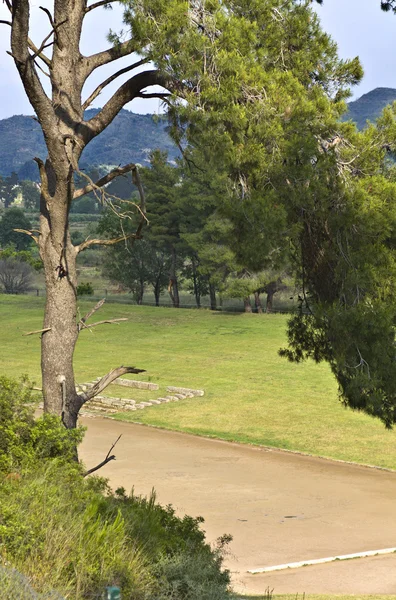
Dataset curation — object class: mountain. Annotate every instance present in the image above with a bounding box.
[0,109,179,180]
[343,87,396,130]
[2,87,396,181]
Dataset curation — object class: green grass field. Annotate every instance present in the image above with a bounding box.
[2,295,396,469]
[3,294,396,469]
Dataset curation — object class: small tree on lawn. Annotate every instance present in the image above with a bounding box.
[0,257,34,294]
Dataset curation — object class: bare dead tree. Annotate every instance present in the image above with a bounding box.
[1,0,171,429]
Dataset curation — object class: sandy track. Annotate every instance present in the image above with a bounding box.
[79,417,396,595]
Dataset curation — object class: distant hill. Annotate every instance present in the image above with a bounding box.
[2,88,396,181]
[0,109,179,180]
[343,87,396,130]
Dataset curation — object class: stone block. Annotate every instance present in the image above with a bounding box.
[166,386,204,397]
[114,378,159,391]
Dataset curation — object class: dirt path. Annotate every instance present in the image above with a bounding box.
[79,417,396,595]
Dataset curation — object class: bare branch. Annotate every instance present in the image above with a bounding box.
[138,92,172,101]
[79,318,128,331]
[79,298,106,328]
[83,70,169,142]
[82,59,149,110]
[83,434,122,477]
[84,39,140,76]
[76,234,140,253]
[39,6,55,28]
[27,38,52,67]
[13,228,40,245]
[24,327,52,337]
[0,20,12,26]
[73,163,137,199]
[85,0,118,13]
[10,1,55,131]
[80,366,146,403]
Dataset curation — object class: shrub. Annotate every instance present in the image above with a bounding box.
[76,282,94,296]
[0,377,234,600]
[0,376,83,474]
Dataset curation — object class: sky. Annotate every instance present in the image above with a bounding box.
[0,0,396,120]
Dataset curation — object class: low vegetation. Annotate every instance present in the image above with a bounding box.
[0,375,233,599]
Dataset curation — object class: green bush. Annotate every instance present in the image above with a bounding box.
[0,376,234,600]
[0,376,83,474]
[76,282,94,296]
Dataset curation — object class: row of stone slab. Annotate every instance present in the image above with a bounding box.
[84,391,199,413]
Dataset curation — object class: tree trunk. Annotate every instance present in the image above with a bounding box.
[39,165,81,429]
[137,277,144,305]
[254,291,263,313]
[191,256,201,308]
[153,280,161,306]
[266,290,275,313]
[244,296,253,313]
[209,283,217,311]
[168,248,180,308]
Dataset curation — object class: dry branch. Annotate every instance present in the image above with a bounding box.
[79,366,146,404]
[14,228,40,244]
[79,318,128,331]
[82,59,148,110]
[85,0,119,14]
[83,434,122,477]
[24,327,52,337]
[76,234,140,253]
[79,298,106,327]
[73,162,137,199]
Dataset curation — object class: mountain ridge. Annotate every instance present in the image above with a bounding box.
[0,109,179,181]
[1,87,396,181]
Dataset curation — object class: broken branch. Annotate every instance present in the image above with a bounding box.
[14,228,40,245]
[79,366,146,404]
[79,298,106,328]
[24,327,52,337]
[76,234,140,253]
[78,318,128,331]
[73,162,137,199]
[83,434,122,477]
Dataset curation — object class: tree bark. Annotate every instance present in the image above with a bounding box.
[39,163,81,429]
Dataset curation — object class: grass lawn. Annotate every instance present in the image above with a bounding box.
[2,295,396,469]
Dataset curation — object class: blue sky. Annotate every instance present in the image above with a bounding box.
[0,0,395,119]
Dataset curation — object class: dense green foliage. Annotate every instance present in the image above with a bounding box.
[0,376,82,474]
[0,376,232,599]
[0,207,32,251]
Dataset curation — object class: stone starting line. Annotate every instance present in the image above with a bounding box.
[248,546,396,574]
